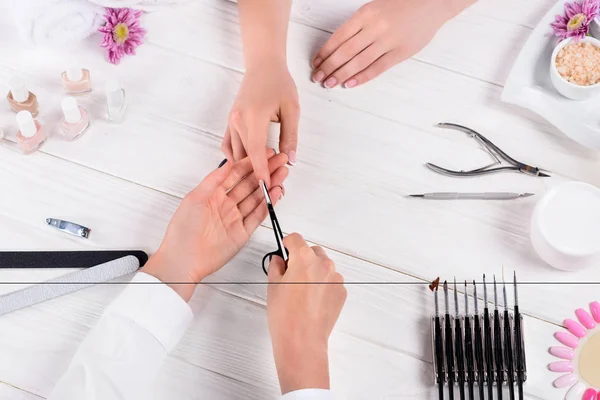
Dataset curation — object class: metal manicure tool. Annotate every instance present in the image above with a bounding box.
[426,123,551,178]
[408,192,534,200]
[46,218,91,239]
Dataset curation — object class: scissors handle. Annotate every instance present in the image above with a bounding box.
[262,248,289,276]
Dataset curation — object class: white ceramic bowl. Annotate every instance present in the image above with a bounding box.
[531,182,600,271]
[550,36,600,100]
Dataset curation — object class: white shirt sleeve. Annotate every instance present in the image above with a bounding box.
[48,272,333,400]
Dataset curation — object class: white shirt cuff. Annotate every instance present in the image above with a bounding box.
[105,272,193,352]
[282,389,333,399]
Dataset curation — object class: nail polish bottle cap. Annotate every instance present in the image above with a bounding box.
[105,80,124,106]
[16,111,37,138]
[66,67,83,82]
[9,77,29,103]
[61,97,82,124]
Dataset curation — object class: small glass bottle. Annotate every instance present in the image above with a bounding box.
[61,67,92,94]
[16,110,46,154]
[60,97,90,140]
[7,77,39,117]
[106,80,127,122]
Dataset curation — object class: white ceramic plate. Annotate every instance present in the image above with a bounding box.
[502,0,600,150]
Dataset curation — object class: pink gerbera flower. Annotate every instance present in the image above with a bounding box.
[99,8,147,65]
[551,0,599,41]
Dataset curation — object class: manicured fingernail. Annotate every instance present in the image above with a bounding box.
[553,373,577,388]
[324,76,337,88]
[548,361,573,373]
[549,346,575,360]
[218,159,228,168]
[576,308,597,329]
[566,383,586,400]
[584,389,598,400]
[287,150,296,166]
[555,332,579,348]
[313,58,322,68]
[276,184,285,200]
[344,79,357,88]
[313,70,325,82]
[564,319,586,338]
[591,301,600,322]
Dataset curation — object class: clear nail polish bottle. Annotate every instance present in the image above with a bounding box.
[106,80,127,122]
[60,97,90,140]
[7,77,39,117]
[61,67,92,94]
[16,110,46,154]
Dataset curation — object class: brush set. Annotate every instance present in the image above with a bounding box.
[430,273,527,400]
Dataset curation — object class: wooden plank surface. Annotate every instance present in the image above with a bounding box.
[0,0,596,398]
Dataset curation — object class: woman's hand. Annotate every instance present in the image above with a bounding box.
[143,150,289,301]
[267,233,347,394]
[311,0,474,88]
[223,65,299,186]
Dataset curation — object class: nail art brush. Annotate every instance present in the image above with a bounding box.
[494,276,504,400]
[434,286,445,400]
[514,272,524,400]
[483,275,494,400]
[454,279,466,400]
[503,277,516,400]
[444,281,455,400]
[473,281,485,400]
[464,281,475,400]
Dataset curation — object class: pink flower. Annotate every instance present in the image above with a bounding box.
[551,0,599,42]
[99,8,147,65]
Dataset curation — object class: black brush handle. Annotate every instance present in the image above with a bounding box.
[514,306,524,400]
[435,316,445,400]
[445,315,455,400]
[455,318,466,400]
[464,316,475,400]
[504,311,515,400]
[484,309,494,400]
[494,311,504,400]
[474,315,485,400]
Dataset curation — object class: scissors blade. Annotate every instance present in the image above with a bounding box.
[260,180,272,205]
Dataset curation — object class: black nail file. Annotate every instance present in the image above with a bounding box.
[0,251,149,269]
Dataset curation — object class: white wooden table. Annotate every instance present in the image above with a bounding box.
[0,0,599,398]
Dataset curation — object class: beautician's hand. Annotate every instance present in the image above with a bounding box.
[267,233,347,394]
[143,150,289,301]
[223,65,300,186]
[311,0,475,88]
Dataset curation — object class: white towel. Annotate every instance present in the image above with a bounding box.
[89,0,189,11]
[8,0,105,46]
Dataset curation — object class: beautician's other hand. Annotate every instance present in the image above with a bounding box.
[267,233,347,394]
[223,65,300,186]
[143,150,288,301]
[312,0,475,88]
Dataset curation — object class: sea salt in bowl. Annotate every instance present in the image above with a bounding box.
[550,36,600,100]
[531,182,600,271]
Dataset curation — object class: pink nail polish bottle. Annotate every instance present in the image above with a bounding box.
[61,67,92,94]
[7,77,39,117]
[60,97,90,140]
[16,110,46,154]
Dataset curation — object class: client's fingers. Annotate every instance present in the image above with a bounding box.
[243,185,283,234]
[228,153,288,204]
[238,166,289,218]
[221,148,276,191]
[230,129,247,161]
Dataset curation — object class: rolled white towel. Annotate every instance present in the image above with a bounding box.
[9,0,105,46]
[89,0,188,11]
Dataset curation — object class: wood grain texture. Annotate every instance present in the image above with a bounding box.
[0,0,596,398]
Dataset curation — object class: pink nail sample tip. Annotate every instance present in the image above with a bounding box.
[583,388,598,400]
[553,373,577,388]
[565,319,587,338]
[555,332,579,348]
[549,346,575,360]
[590,301,600,322]
[548,361,573,373]
[576,308,597,329]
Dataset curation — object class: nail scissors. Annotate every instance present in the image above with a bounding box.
[426,123,551,178]
[260,181,288,276]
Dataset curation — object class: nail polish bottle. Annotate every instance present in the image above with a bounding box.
[61,67,92,94]
[105,80,127,122]
[7,77,39,117]
[16,110,46,154]
[60,97,90,140]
